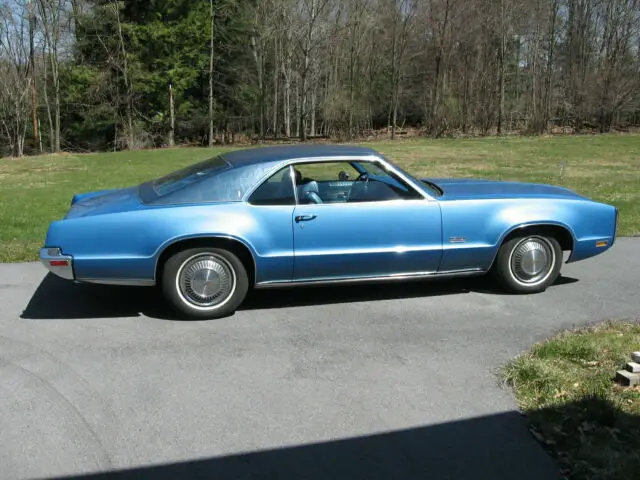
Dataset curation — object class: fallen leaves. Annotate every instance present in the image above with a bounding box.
[579,421,596,433]
[529,427,556,446]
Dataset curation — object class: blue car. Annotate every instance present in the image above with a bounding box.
[40,144,618,319]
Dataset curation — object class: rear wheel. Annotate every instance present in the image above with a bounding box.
[492,234,562,293]
[161,247,249,319]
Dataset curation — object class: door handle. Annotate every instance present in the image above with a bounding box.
[295,214,317,223]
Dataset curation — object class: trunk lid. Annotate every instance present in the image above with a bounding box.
[64,186,145,219]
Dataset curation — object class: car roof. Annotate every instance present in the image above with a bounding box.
[220,144,381,167]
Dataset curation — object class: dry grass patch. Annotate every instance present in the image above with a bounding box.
[503,321,640,480]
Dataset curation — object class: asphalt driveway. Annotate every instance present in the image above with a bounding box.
[1,238,639,480]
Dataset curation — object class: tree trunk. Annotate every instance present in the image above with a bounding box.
[250,29,264,140]
[299,63,308,142]
[543,0,559,131]
[310,88,316,136]
[282,56,291,137]
[295,73,300,138]
[272,36,279,136]
[209,0,215,146]
[348,13,356,139]
[390,2,398,140]
[529,0,541,131]
[42,42,55,152]
[168,83,175,146]
[280,7,292,138]
[114,1,134,148]
[54,73,60,151]
[462,48,470,133]
[430,0,450,135]
[28,0,40,151]
[38,0,62,152]
[299,0,323,142]
[17,129,25,157]
[497,0,506,135]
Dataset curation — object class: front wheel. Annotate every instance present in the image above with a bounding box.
[491,234,562,294]
[161,247,249,319]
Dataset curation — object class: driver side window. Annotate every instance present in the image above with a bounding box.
[292,160,422,204]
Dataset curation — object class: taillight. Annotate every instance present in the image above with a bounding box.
[50,260,69,267]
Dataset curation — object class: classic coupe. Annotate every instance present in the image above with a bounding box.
[40,144,618,319]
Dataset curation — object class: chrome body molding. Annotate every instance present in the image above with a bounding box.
[76,278,156,286]
[39,247,75,281]
[254,268,485,289]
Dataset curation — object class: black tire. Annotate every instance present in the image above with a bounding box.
[161,247,249,319]
[491,234,562,294]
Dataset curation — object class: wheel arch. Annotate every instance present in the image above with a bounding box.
[487,222,576,271]
[154,235,257,287]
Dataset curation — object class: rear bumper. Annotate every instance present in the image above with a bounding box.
[40,247,75,280]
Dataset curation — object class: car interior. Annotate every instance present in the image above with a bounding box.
[248,161,421,206]
[293,165,411,204]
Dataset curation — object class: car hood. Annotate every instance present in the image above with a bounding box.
[64,186,146,219]
[423,178,587,201]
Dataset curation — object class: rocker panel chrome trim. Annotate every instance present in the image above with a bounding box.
[77,278,156,286]
[254,268,484,289]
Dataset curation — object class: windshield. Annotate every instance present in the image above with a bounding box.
[369,156,443,197]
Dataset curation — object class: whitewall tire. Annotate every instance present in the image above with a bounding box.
[162,247,249,319]
[492,234,562,294]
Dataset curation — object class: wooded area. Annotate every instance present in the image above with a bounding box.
[1,0,639,156]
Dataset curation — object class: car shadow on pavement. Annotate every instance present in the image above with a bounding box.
[20,273,578,321]
[43,408,564,480]
[243,274,579,310]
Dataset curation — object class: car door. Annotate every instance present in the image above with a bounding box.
[291,159,443,281]
[245,165,297,284]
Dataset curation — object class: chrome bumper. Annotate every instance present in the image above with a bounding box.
[39,247,75,280]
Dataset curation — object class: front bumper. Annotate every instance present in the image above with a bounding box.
[39,247,75,280]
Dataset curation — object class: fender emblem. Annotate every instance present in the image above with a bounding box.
[449,236,466,243]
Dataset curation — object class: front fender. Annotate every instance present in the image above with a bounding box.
[438,198,615,271]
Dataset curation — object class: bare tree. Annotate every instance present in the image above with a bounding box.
[295,0,331,141]
[422,0,455,136]
[0,2,33,157]
[594,0,640,131]
[208,0,215,146]
[388,0,415,139]
[278,0,295,138]
[37,0,66,152]
[27,0,41,152]
[250,1,278,140]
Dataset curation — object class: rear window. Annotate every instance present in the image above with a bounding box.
[150,155,230,197]
[139,156,277,205]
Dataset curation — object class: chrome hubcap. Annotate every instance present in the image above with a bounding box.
[177,254,235,308]
[510,237,554,285]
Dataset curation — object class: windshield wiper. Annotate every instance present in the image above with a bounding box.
[422,180,443,196]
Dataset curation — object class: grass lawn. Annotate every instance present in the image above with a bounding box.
[0,134,638,262]
[502,321,640,480]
